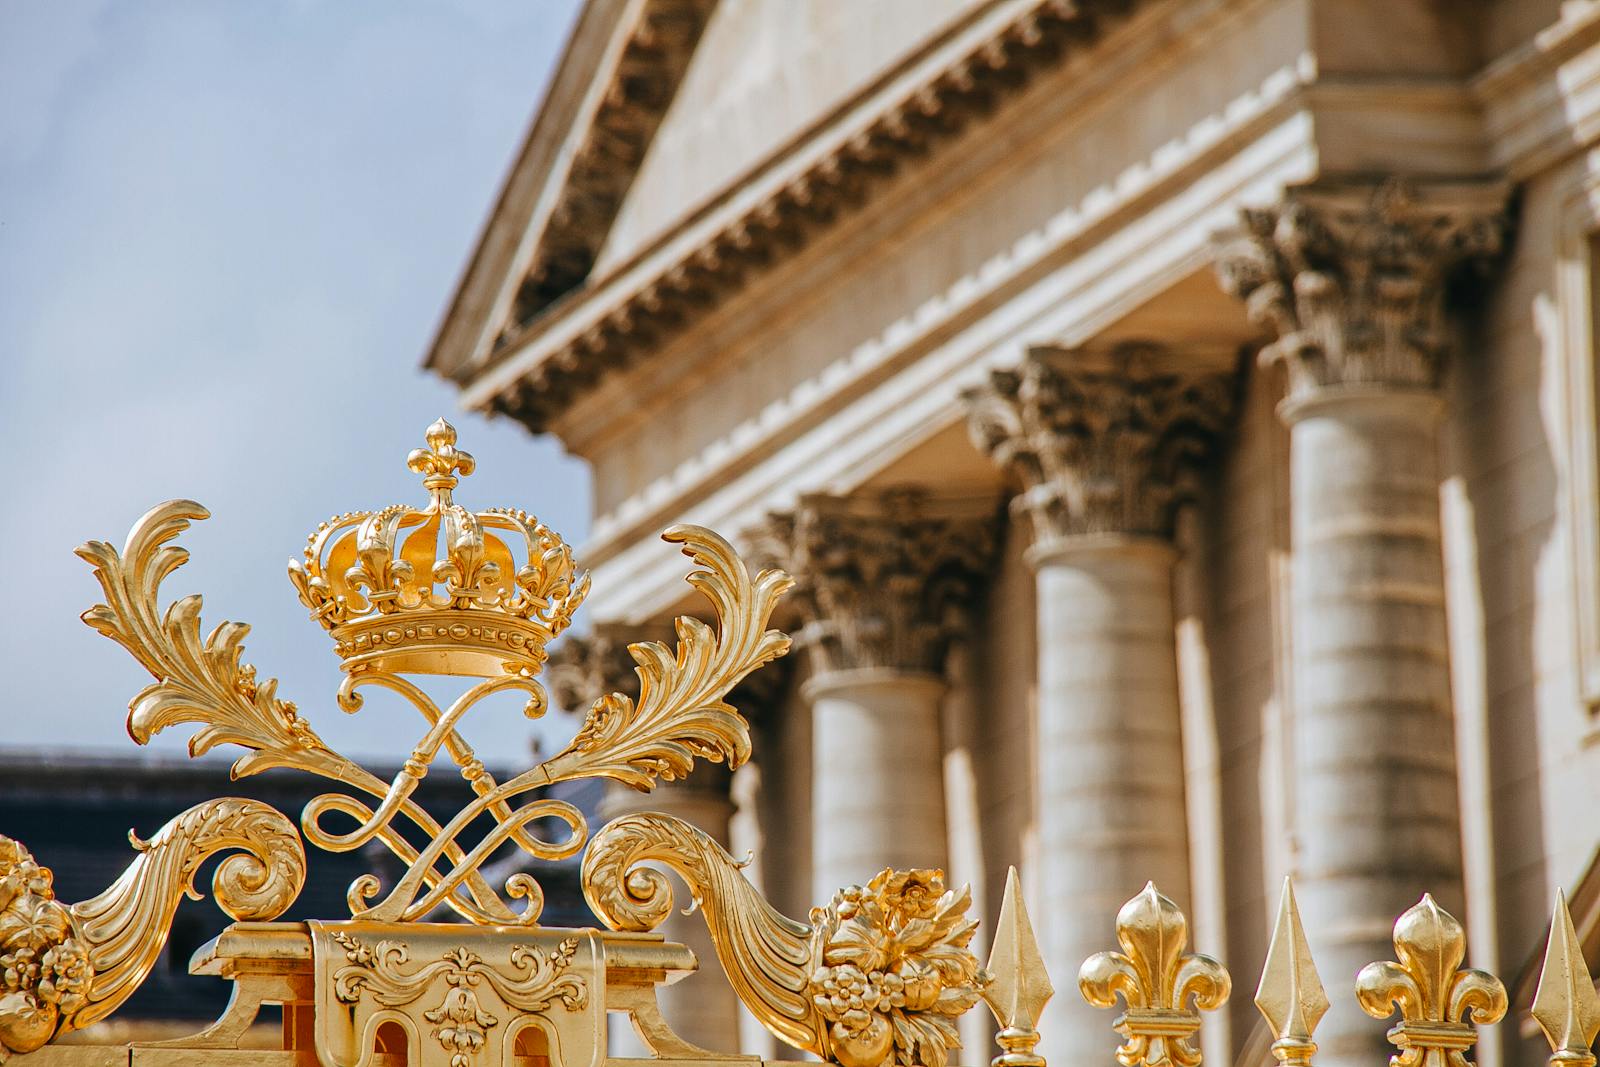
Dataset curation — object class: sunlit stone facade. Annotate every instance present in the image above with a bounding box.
[430,3,1600,1064]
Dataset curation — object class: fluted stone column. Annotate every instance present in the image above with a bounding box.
[763,493,990,903]
[964,343,1232,1065]
[546,628,744,1055]
[1216,179,1507,1067]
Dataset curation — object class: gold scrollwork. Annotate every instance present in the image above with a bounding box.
[77,494,791,928]
[581,812,988,1067]
[0,798,305,1058]
[328,932,586,1067]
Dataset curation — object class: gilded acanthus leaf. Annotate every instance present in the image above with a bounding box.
[583,813,988,1067]
[77,500,332,777]
[538,524,793,790]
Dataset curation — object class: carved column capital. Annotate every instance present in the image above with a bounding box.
[962,342,1233,547]
[756,492,993,676]
[1214,178,1509,402]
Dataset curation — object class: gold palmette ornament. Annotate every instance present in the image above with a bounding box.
[1254,879,1327,1067]
[1079,883,1232,1067]
[1530,891,1600,1067]
[1356,894,1507,1067]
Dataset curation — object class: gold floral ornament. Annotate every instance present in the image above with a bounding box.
[1528,892,1599,1067]
[75,418,792,929]
[1078,882,1232,1067]
[583,814,988,1067]
[318,928,590,1067]
[1356,894,1507,1067]
[0,836,89,1059]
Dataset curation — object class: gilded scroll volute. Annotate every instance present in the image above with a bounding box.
[0,799,306,1059]
[582,814,989,1067]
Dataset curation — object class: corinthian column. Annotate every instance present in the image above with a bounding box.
[546,628,743,1055]
[963,342,1232,1065]
[1215,179,1507,1067]
[762,493,990,903]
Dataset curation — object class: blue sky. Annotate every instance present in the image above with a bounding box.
[0,2,592,764]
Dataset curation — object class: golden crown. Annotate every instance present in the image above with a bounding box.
[288,418,588,676]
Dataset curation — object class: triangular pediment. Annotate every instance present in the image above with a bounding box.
[591,0,986,276]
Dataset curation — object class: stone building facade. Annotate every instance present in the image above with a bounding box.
[425,3,1600,1066]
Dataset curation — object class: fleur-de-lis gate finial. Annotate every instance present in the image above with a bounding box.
[1079,882,1232,1067]
[1355,894,1507,1067]
[1531,891,1600,1067]
[983,867,1054,1067]
[1254,878,1328,1067]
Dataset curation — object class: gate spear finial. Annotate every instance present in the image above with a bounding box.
[1255,878,1327,1067]
[1532,891,1600,1067]
[983,867,1053,1067]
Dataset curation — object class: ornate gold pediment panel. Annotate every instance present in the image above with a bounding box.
[308,923,602,1067]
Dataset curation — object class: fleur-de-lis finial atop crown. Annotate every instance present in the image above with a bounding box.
[407,417,476,500]
[1079,883,1231,1067]
[1531,891,1600,1067]
[1255,879,1327,1067]
[1356,894,1507,1067]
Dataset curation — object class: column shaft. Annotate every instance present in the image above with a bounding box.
[805,669,949,901]
[1285,389,1463,1067]
[1031,536,1192,1062]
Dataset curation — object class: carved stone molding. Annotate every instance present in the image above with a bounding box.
[757,493,993,676]
[507,0,718,330]
[1214,178,1509,402]
[470,0,1142,431]
[963,343,1233,546]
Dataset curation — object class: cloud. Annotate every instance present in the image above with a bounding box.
[0,1,589,766]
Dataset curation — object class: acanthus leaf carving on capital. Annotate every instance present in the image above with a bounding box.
[962,343,1233,547]
[756,492,993,677]
[1214,178,1509,400]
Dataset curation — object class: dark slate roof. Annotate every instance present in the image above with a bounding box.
[0,749,600,1023]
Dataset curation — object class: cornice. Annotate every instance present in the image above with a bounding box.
[572,97,1315,623]
[454,0,1143,430]
[1471,1,1600,179]
[425,0,716,381]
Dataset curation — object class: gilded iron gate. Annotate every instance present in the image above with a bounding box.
[0,421,1589,1067]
